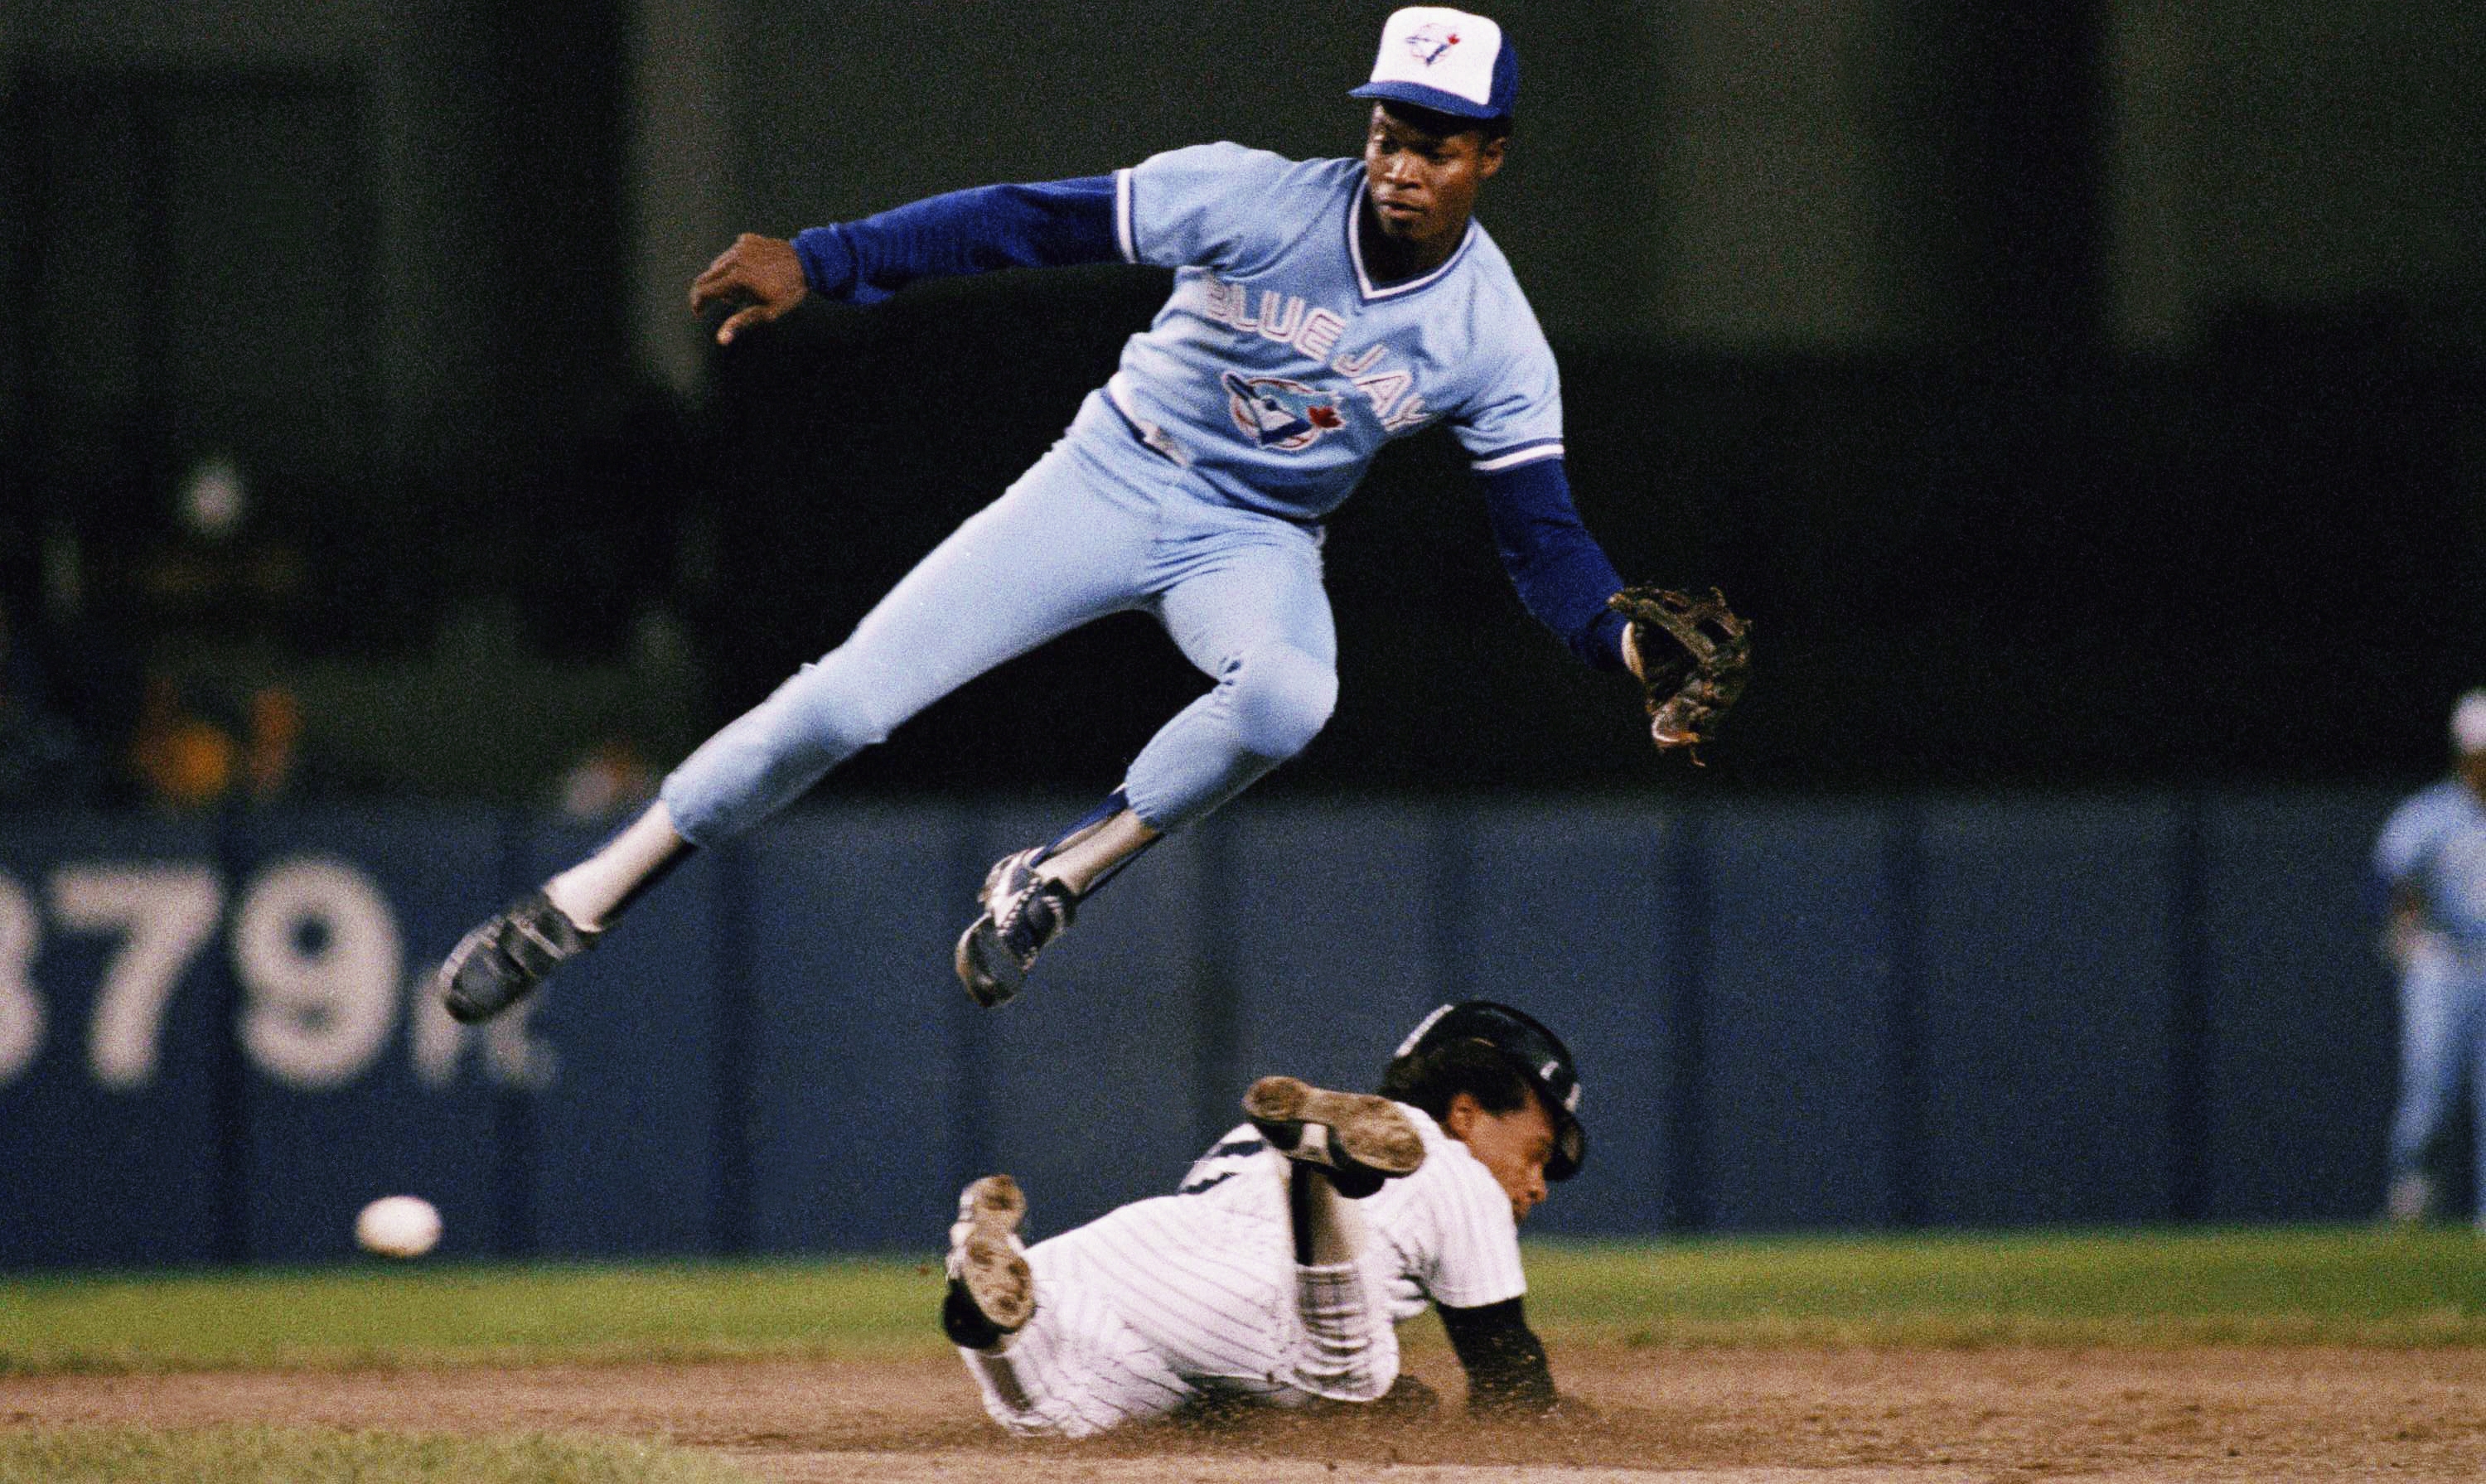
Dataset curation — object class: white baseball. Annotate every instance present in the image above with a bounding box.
[355,1195,443,1259]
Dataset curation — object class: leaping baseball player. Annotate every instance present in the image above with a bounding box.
[434,7,1749,1025]
[943,1001,1588,1435]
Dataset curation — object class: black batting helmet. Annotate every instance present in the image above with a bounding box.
[1386,1000,1585,1181]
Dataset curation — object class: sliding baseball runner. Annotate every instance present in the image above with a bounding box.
[943,1001,1587,1435]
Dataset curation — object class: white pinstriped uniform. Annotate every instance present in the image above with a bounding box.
[959,1104,1526,1437]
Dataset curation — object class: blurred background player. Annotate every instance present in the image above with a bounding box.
[434,7,1666,1024]
[941,1000,1585,1436]
[2372,689,2486,1225]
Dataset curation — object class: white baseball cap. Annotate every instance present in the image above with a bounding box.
[1350,7,1519,123]
[2452,689,2486,754]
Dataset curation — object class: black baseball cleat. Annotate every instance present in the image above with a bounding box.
[942,1174,1034,1348]
[953,848,1076,1008]
[1244,1076,1427,1199]
[437,891,597,1024]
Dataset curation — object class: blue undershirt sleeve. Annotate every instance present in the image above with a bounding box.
[1476,456,1632,672]
[791,175,1120,305]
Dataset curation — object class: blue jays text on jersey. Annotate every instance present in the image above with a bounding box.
[1200,278,1430,439]
[1098,144,1565,522]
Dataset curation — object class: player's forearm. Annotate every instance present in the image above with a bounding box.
[792,176,1120,304]
[1436,1297,1559,1415]
[1474,457,1632,671]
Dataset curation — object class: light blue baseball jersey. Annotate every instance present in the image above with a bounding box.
[1100,143,1563,520]
[2375,781,2486,943]
[787,139,1628,669]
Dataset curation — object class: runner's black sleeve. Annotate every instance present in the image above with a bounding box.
[1436,1296,1557,1414]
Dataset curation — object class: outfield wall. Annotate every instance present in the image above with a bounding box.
[0,790,2401,1269]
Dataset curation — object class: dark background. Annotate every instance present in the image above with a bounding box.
[2,0,2482,810]
[2,2,2483,1259]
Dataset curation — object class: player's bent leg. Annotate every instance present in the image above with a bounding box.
[664,444,1158,844]
[1245,1076,1426,1199]
[1126,518,1338,834]
[437,442,1154,1025]
[955,509,1334,1006]
[954,640,1333,1002]
[1247,1076,1415,1404]
[944,1174,1034,1346]
[946,1191,1192,1438]
[1246,1077,1418,1403]
[1120,640,1338,834]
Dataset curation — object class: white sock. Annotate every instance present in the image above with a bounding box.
[544,800,689,931]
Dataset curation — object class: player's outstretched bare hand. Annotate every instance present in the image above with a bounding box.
[689,233,808,346]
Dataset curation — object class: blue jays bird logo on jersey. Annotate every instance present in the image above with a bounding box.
[1405,22,1461,65]
[1221,370,1345,452]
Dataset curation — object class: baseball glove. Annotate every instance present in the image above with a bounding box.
[1609,585,1752,762]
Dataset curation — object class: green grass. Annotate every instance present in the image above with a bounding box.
[1524,1225,2486,1346]
[5,1226,2484,1376]
[0,1426,759,1484]
[0,1255,946,1374]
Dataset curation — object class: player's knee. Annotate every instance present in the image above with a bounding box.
[1228,644,1336,761]
[773,655,903,757]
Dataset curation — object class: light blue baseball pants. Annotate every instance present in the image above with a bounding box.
[2387,935,2486,1219]
[659,399,1338,844]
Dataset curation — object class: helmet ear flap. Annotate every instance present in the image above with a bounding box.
[1548,1119,1584,1184]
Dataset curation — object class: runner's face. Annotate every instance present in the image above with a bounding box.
[1447,1090,1555,1222]
[1361,105,1504,249]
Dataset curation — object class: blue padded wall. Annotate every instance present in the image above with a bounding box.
[2199,789,2399,1221]
[524,820,724,1258]
[1913,797,2182,1226]
[1223,804,1444,1097]
[236,806,507,1263]
[742,806,970,1253]
[1703,802,1902,1231]
[0,787,2433,1267]
[0,815,228,1268]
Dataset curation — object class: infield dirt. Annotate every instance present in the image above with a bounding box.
[4,1343,2480,1482]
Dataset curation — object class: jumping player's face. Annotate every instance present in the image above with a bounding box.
[1445,1089,1555,1222]
[1361,104,1506,249]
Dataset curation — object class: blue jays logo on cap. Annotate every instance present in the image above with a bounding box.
[1405,20,1461,65]
[1350,7,1518,123]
